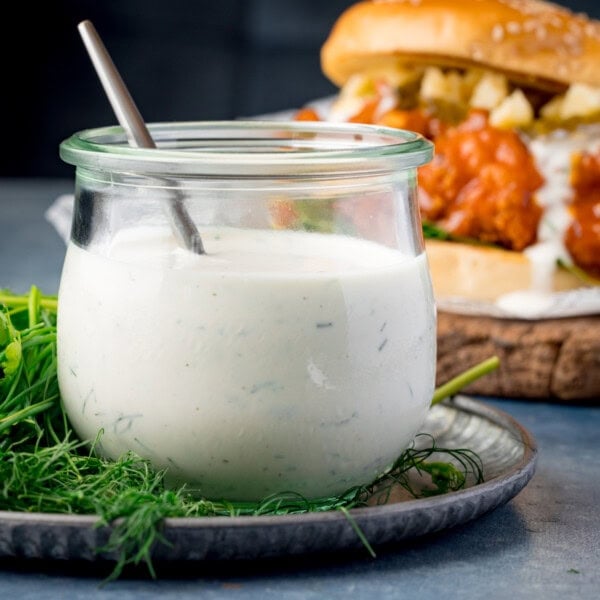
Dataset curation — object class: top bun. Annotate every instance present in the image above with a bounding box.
[321,0,600,91]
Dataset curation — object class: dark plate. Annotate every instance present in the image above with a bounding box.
[0,395,537,562]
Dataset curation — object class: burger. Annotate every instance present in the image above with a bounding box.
[295,0,600,400]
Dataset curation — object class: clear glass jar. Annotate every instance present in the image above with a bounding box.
[58,120,435,501]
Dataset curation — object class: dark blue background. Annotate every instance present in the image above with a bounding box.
[2,0,598,177]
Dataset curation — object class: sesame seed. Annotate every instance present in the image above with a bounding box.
[471,47,484,61]
[506,21,521,35]
[491,24,505,42]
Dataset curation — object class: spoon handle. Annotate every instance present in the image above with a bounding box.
[78,20,155,149]
[77,20,205,254]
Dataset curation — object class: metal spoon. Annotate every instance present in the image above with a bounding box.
[77,19,205,254]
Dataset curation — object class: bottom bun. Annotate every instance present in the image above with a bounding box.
[436,312,600,401]
[425,239,583,302]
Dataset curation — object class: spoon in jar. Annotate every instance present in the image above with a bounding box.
[77,19,205,254]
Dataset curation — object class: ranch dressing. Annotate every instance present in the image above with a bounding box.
[526,125,600,283]
[57,226,436,501]
[495,125,600,316]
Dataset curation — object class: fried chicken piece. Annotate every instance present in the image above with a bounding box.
[565,151,600,277]
[418,110,543,251]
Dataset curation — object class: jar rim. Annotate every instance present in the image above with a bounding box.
[59,120,433,177]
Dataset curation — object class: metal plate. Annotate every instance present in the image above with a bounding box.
[0,395,537,562]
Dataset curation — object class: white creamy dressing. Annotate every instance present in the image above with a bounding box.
[57,226,436,501]
[495,125,600,315]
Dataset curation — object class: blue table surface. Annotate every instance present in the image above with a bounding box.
[0,178,598,599]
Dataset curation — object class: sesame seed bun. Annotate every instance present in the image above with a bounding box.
[321,0,600,92]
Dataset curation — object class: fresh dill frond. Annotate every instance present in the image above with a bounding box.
[0,286,493,582]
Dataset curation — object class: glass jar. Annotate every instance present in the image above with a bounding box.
[58,120,435,501]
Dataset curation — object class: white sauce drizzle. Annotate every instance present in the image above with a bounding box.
[495,124,600,315]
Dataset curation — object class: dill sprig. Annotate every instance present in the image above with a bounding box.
[0,286,495,581]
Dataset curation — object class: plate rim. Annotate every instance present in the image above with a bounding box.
[0,395,538,561]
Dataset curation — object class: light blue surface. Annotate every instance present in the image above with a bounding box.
[0,178,71,296]
[0,178,598,599]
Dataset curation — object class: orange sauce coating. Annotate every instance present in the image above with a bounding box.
[565,151,600,277]
[417,110,543,251]
[293,101,600,275]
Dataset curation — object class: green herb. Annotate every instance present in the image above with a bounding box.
[422,221,454,240]
[272,199,494,250]
[0,286,496,582]
[431,356,500,406]
[557,258,600,286]
[274,197,356,234]
[422,221,496,246]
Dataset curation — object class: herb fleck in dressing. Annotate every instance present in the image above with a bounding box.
[57,226,436,501]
